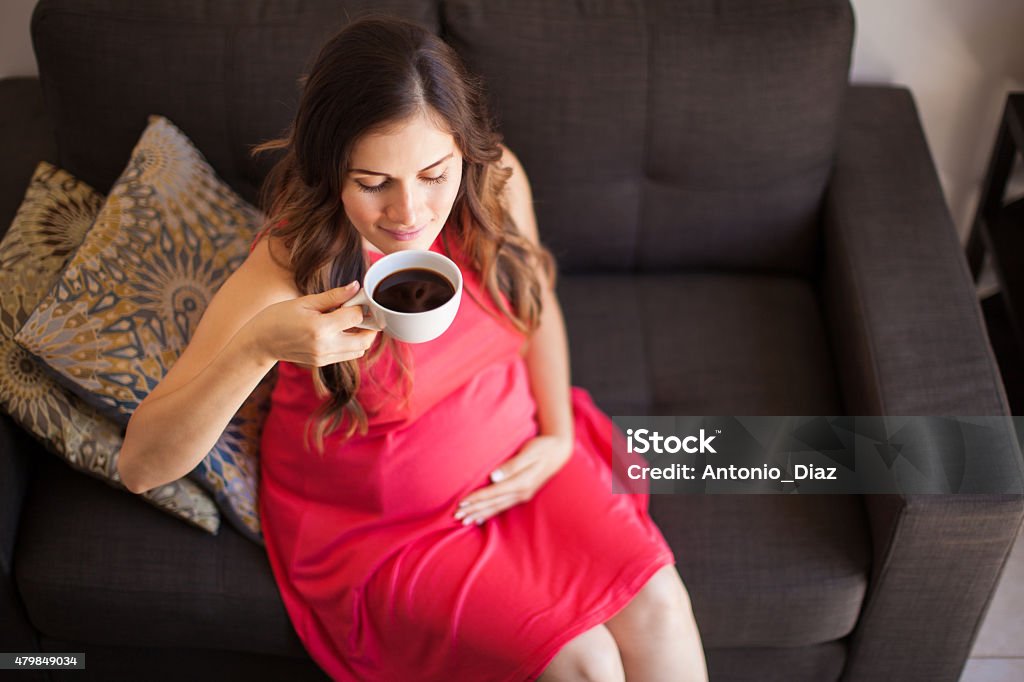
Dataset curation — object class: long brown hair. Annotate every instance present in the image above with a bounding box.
[251,15,555,455]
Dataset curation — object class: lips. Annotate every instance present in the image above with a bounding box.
[381,224,426,241]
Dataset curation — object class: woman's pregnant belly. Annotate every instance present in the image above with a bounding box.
[291,356,539,518]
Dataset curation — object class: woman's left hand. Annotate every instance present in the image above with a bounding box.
[454,434,574,526]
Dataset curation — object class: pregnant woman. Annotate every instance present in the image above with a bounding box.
[119,15,708,682]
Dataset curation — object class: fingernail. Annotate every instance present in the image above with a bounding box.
[454,510,466,520]
[347,281,359,288]
[458,500,469,508]
[490,470,506,483]
[462,517,474,526]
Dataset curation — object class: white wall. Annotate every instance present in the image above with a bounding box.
[850,0,1024,245]
[0,0,37,79]
[2,1,1023,278]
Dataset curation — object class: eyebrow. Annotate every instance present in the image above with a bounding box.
[348,153,454,177]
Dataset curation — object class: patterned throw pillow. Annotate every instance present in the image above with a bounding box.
[0,161,220,534]
[15,117,272,544]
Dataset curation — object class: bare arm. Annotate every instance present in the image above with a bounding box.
[118,237,376,493]
[524,276,574,441]
[450,147,574,524]
[499,145,574,443]
[119,327,276,494]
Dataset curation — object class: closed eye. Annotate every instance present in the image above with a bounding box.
[357,169,449,194]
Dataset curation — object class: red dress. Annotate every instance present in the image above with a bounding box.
[256,230,675,681]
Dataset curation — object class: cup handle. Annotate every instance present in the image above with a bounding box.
[343,288,383,331]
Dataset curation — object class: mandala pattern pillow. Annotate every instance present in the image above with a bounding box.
[0,161,220,534]
[14,117,271,544]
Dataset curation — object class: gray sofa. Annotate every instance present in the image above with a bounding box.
[2,1,1022,680]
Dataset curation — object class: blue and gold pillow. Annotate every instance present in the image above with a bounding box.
[15,118,271,544]
[0,161,220,534]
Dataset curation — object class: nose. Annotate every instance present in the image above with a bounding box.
[385,185,421,228]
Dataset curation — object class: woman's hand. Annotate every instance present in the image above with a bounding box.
[242,281,379,366]
[454,434,574,526]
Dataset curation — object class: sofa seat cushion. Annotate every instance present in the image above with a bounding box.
[15,448,869,658]
[559,272,865,649]
[652,493,869,649]
[558,272,843,416]
[15,447,305,657]
[40,637,330,681]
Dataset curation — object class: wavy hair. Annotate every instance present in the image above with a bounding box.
[251,16,555,455]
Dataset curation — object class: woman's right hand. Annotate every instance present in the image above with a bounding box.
[242,281,379,367]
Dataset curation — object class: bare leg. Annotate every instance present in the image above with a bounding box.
[537,623,626,682]
[603,565,709,681]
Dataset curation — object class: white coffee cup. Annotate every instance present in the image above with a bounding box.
[343,250,463,344]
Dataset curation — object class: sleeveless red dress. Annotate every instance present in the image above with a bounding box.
[255,230,675,681]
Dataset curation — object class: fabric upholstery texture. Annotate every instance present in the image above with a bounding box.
[30,0,441,205]
[17,449,301,656]
[14,119,269,543]
[16,432,869,663]
[559,272,843,416]
[0,161,220,534]
[822,86,1011,416]
[442,0,853,277]
[821,85,1023,682]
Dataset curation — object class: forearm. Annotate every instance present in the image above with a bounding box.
[119,328,276,493]
[525,286,574,442]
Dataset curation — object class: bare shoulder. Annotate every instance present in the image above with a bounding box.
[496,143,539,243]
[497,143,529,197]
[497,142,524,174]
[243,233,301,298]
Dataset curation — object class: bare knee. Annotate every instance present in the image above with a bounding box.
[538,623,624,682]
[647,566,694,618]
[609,566,696,634]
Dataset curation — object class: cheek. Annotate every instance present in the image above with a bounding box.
[436,177,462,210]
[341,191,381,224]
[431,188,455,212]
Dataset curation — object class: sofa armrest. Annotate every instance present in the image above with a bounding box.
[0,76,58,240]
[0,77,56,563]
[0,412,44,657]
[823,85,1024,682]
[0,75,56,660]
[823,86,1010,417]
[0,70,55,587]
[0,414,37,580]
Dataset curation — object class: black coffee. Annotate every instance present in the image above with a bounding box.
[373,268,455,313]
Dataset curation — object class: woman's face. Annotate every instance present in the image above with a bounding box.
[342,110,464,254]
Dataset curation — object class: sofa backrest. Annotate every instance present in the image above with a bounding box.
[32,0,853,276]
[31,0,439,207]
